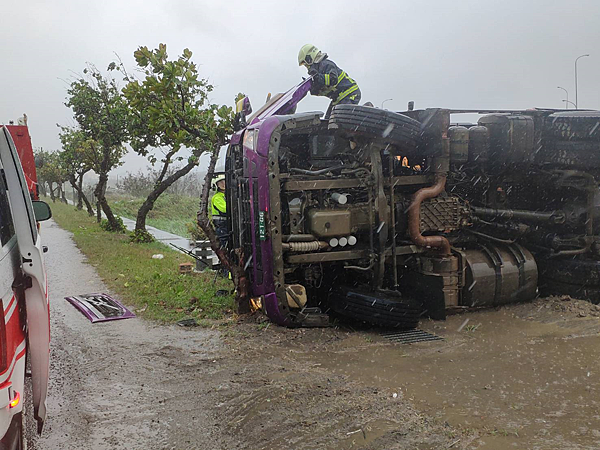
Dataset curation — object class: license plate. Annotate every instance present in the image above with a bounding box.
[258,211,266,241]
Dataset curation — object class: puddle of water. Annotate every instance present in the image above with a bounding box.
[296,310,600,448]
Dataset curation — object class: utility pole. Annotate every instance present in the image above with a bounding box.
[575,54,590,109]
[557,86,569,109]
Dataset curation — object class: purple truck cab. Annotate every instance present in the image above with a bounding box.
[225,79,558,329]
[227,79,316,326]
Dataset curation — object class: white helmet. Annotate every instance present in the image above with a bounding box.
[211,174,226,191]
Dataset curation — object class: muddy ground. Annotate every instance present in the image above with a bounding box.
[37,219,600,449]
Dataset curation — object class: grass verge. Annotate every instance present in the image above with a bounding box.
[48,200,234,324]
[107,193,198,237]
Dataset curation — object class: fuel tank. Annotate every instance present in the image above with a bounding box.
[461,243,537,307]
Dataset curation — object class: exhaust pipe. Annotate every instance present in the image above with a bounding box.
[407,175,451,255]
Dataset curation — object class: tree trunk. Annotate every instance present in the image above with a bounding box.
[49,182,56,202]
[135,160,197,234]
[94,172,121,230]
[196,151,250,314]
[69,174,95,216]
[78,174,95,216]
[76,176,83,209]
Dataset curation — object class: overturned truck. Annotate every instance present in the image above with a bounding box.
[225,79,600,328]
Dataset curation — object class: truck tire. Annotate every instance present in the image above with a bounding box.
[536,140,600,169]
[328,105,421,153]
[543,111,600,141]
[329,289,421,329]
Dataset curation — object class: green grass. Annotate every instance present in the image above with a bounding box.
[107,193,199,237]
[48,200,234,324]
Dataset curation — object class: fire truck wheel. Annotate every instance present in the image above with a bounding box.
[328,104,421,153]
[329,289,421,329]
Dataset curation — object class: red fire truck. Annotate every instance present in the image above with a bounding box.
[0,120,51,449]
[5,119,38,200]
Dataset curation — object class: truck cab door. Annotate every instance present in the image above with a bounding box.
[0,128,49,432]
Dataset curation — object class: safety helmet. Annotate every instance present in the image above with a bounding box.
[212,174,226,191]
[298,44,323,67]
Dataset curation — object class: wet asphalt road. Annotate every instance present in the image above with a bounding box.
[35,220,228,449]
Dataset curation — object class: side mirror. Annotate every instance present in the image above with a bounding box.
[32,200,52,222]
[236,96,252,116]
[234,97,253,132]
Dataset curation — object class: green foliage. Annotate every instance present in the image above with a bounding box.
[57,126,94,177]
[130,229,155,243]
[65,66,129,166]
[108,44,235,238]
[100,216,126,233]
[49,200,234,323]
[35,149,67,192]
[116,44,234,159]
[65,65,129,228]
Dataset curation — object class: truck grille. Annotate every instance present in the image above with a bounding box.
[239,179,254,283]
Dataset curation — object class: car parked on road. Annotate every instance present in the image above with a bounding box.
[226,78,600,328]
[0,126,52,449]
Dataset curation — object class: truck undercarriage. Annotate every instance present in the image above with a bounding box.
[227,81,600,328]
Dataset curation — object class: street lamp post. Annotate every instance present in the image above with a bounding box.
[563,100,577,108]
[381,98,393,109]
[557,86,569,109]
[575,54,590,109]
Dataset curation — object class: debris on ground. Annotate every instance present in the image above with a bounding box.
[176,318,198,327]
[178,262,193,274]
[512,295,600,320]
[65,293,136,323]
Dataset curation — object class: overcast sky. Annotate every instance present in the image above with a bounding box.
[2,0,599,176]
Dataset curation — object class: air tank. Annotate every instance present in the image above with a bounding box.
[448,126,469,164]
[477,114,534,165]
[468,126,489,164]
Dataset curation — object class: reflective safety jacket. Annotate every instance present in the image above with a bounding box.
[211,191,227,217]
[309,57,360,104]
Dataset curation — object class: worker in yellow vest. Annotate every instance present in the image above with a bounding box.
[211,174,228,249]
[298,44,361,118]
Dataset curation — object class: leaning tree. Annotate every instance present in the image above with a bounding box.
[65,66,128,230]
[58,126,95,216]
[36,150,67,203]
[115,44,248,312]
